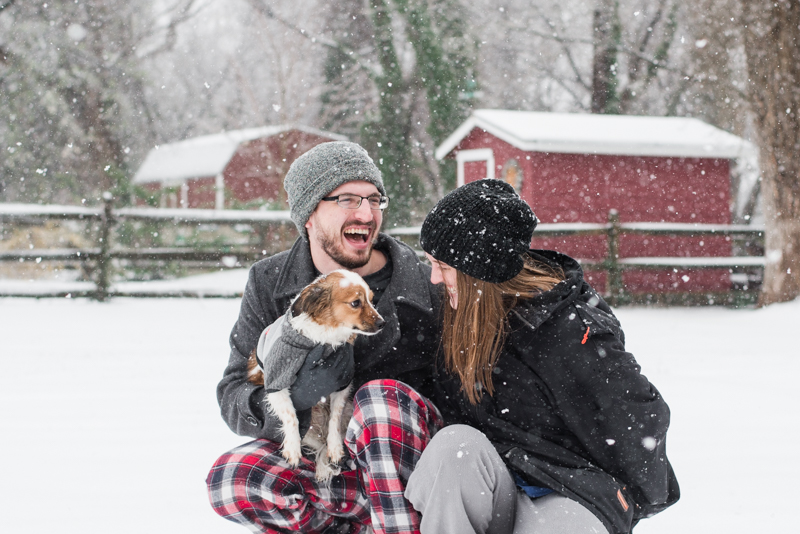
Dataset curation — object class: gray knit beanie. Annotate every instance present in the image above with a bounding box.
[420,179,538,283]
[284,141,386,239]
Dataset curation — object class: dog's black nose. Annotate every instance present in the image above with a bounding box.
[375,317,386,330]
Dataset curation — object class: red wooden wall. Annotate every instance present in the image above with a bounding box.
[187,177,216,209]
[224,131,337,207]
[456,127,734,293]
[141,130,340,210]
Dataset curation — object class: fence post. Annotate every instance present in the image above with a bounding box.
[256,222,274,258]
[255,220,296,258]
[606,209,622,305]
[96,192,114,301]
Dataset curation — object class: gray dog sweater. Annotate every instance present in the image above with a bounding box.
[255,310,335,392]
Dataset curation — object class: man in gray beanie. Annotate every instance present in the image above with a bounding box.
[208,141,444,534]
[284,141,386,239]
[284,141,389,275]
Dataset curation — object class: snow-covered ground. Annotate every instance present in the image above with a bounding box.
[1,270,797,533]
[0,268,250,297]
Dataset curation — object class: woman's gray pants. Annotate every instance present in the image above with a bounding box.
[404,425,608,534]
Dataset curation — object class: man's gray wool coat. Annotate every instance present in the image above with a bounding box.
[217,234,442,442]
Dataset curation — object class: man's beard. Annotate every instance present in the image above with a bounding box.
[315,224,376,269]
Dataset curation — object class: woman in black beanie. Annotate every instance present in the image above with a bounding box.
[404,179,679,534]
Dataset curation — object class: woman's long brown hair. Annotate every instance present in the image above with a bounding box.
[441,256,564,404]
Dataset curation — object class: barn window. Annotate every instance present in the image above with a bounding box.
[502,159,523,193]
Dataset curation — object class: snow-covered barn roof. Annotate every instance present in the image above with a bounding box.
[435,109,755,161]
[133,125,347,185]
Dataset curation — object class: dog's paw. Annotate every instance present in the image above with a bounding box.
[315,458,341,483]
[281,439,303,468]
[327,442,345,464]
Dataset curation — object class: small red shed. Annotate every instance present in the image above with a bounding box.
[435,109,758,295]
[133,125,347,209]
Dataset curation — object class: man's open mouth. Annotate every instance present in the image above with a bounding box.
[343,227,371,244]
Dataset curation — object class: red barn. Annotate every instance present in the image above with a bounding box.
[133,125,346,209]
[435,109,759,295]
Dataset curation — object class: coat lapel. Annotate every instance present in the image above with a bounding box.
[272,237,318,304]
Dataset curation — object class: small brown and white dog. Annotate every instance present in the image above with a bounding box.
[247,269,384,482]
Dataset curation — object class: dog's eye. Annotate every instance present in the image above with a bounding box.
[350,299,361,308]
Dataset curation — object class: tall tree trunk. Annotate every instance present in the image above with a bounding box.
[742,1,800,305]
[363,0,417,225]
[399,0,473,194]
[591,0,620,114]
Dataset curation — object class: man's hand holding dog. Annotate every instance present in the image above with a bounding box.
[289,344,355,411]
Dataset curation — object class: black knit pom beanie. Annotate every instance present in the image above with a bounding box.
[420,179,538,283]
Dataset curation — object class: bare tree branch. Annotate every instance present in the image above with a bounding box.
[626,0,668,78]
[530,6,591,91]
[529,61,591,111]
[637,0,667,56]
[620,1,670,113]
[506,12,682,75]
[244,0,382,80]
[0,0,16,14]
[137,0,202,60]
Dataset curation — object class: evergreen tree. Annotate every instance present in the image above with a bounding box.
[316,0,475,224]
[403,0,475,192]
[367,0,475,221]
[360,0,417,223]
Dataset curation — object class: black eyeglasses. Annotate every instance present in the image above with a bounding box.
[321,194,390,210]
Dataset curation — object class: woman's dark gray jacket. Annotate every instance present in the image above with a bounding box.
[217,234,441,441]
[431,249,680,534]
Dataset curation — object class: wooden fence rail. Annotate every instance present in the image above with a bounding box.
[391,209,765,306]
[1,199,765,304]
[0,196,296,300]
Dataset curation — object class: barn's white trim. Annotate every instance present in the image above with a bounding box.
[455,148,494,186]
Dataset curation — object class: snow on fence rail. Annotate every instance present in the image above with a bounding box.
[0,197,296,299]
[389,209,765,306]
[0,201,765,303]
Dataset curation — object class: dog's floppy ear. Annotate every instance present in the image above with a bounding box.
[291,285,330,318]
